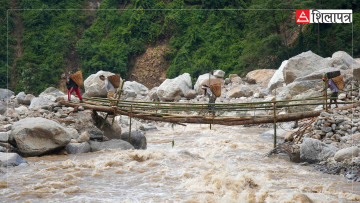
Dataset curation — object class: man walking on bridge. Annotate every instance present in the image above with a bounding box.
[202,84,217,116]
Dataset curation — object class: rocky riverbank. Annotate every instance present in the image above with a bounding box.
[1,50,360,184]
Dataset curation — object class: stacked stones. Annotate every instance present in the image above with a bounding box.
[310,110,359,144]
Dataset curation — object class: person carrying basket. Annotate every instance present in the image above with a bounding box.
[62,72,83,103]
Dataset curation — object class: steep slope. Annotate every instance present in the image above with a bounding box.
[128,42,169,89]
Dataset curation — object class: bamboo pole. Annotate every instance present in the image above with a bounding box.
[273,100,277,148]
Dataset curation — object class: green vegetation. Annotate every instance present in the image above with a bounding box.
[0,0,359,95]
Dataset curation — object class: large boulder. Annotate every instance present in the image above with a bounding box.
[245,69,276,87]
[16,92,26,105]
[300,138,337,163]
[39,87,66,98]
[293,67,342,83]
[148,87,159,101]
[121,131,147,149]
[84,70,116,97]
[10,117,72,156]
[65,142,90,154]
[277,80,322,100]
[0,89,14,102]
[89,139,134,152]
[334,146,360,162]
[157,73,192,101]
[92,111,122,140]
[0,152,27,167]
[122,81,148,99]
[72,111,96,133]
[194,73,220,93]
[331,51,358,68]
[228,85,254,98]
[29,96,54,110]
[268,60,287,90]
[283,51,331,85]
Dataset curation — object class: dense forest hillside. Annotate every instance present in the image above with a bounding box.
[0,0,359,94]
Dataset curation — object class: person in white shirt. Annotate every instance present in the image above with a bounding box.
[99,75,116,105]
[201,84,217,116]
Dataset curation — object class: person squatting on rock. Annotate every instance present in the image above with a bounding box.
[99,75,116,106]
[322,76,339,108]
[62,73,83,102]
[201,84,217,116]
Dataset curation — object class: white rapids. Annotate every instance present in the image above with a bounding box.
[0,124,359,202]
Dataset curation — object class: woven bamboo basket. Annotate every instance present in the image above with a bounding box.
[70,71,83,87]
[210,83,221,97]
[332,75,344,90]
[108,74,121,88]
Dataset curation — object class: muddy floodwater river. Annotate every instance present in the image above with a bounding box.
[1,124,359,202]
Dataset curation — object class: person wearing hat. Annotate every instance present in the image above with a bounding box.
[201,84,217,116]
[99,75,116,106]
[62,73,83,102]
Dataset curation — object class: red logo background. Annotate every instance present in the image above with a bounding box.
[296,10,310,23]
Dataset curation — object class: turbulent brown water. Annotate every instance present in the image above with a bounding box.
[1,124,359,202]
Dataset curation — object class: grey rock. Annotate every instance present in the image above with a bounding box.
[0,89,14,102]
[213,70,225,78]
[325,132,334,138]
[334,146,360,162]
[0,103,6,115]
[331,124,337,131]
[139,124,157,131]
[184,90,197,100]
[77,131,90,143]
[300,138,337,163]
[89,139,134,152]
[0,152,27,167]
[10,117,71,156]
[321,126,332,133]
[65,142,90,154]
[29,97,54,110]
[88,128,104,140]
[3,124,11,131]
[84,70,116,97]
[283,51,331,84]
[16,92,26,105]
[24,94,35,105]
[259,88,270,98]
[224,78,231,85]
[158,73,192,101]
[120,131,147,149]
[335,119,345,124]
[0,132,9,142]
[122,81,149,99]
[39,87,66,98]
[67,128,79,139]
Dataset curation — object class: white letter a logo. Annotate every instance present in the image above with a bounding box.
[297,11,309,23]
